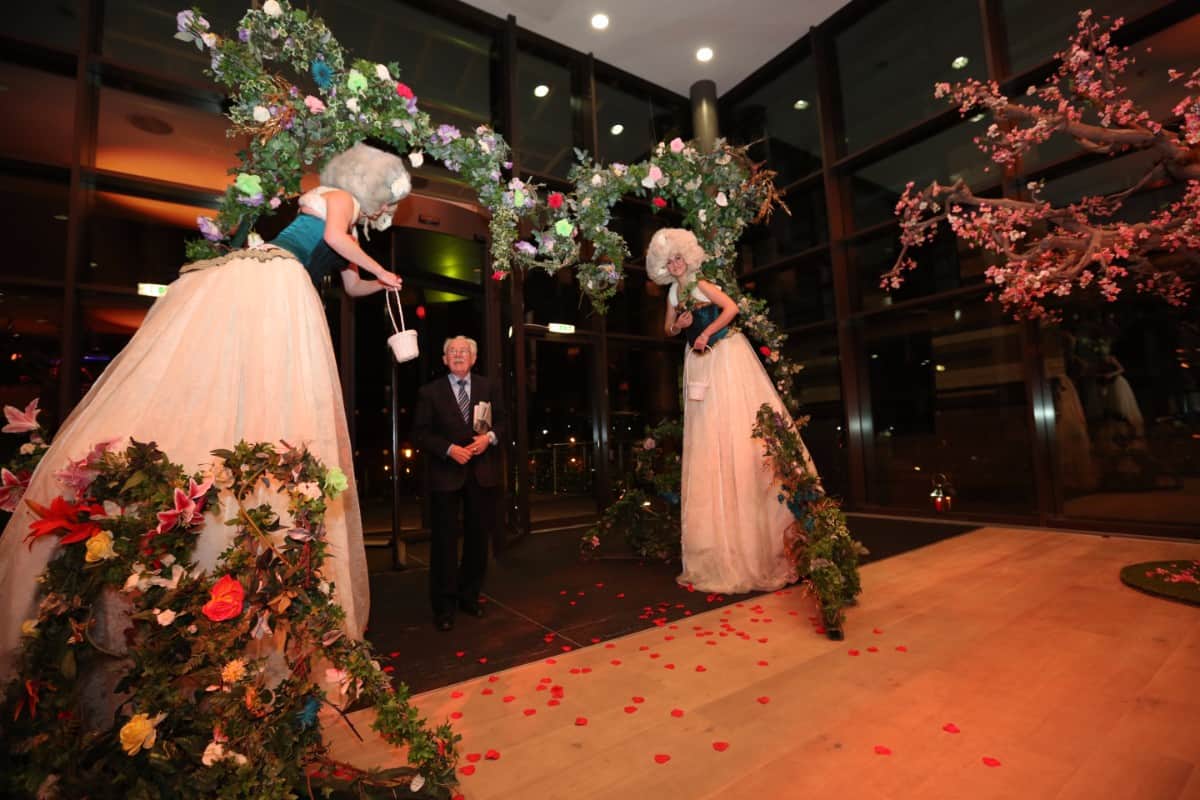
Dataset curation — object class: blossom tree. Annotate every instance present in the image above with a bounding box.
[884,10,1200,319]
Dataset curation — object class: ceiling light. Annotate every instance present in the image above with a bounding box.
[951,55,969,70]
[969,112,985,122]
[695,46,713,63]
[610,123,624,135]
[591,13,609,30]
[533,84,550,98]
[793,99,809,110]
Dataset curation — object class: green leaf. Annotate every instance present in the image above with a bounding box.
[60,648,76,680]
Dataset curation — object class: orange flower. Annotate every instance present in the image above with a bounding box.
[201,575,245,622]
[23,496,105,548]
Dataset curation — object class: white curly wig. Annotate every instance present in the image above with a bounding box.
[320,142,412,227]
[645,227,707,285]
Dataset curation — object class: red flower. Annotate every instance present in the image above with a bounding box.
[547,192,565,210]
[759,345,771,357]
[23,496,105,548]
[491,270,507,281]
[201,575,245,622]
[395,82,414,100]
[652,197,667,209]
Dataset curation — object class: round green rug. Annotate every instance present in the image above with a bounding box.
[1119,560,1200,606]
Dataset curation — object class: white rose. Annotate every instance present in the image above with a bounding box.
[246,232,264,248]
[296,482,322,501]
[318,580,332,596]
[202,741,226,767]
[262,0,283,17]
[715,192,728,207]
[346,98,359,113]
[591,174,603,187]
[410,775,426,792]
[155,609,177,626]
[375,63,391,82]
[252,105,270,123]
[408,151,424,168]
[698,209,707,222]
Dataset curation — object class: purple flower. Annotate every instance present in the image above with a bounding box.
[405,97,419,115]
[197,216,222,242]
[515,241,536,255]
[177,10,207,32]
[238,193,264,208]
[503,161,512,170]
[490,170,501,181]
[237,27,250,42]
[435,124,461,145]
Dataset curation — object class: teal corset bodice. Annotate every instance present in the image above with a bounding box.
[270,214,349,287]
[682,305,730,348]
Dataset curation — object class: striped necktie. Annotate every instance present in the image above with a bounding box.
[456,379,470,422]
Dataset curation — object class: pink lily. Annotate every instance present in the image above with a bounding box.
[2,399,40,434]
[0,468,31,512]
[155,478,213,535]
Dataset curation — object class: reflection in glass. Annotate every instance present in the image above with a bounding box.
[87,192,219,288]
[0,2,80,50]
[0,289,63,445]
[741,260,835,329]
[1001,0,1166,77]
[103,0,251,87]
[607,341,680,478]
[97,86,241,190]
[78,291,151,396]
[1049,299,1199,526]
[596,79,688,166]
[605,268,669,338]
[851,122,992,230]
[724,56,822,186]
[0,176,69,281]
[527,338,595,522]
[737,181,827,270]
[0,64,75,167]
[836,0,986,152]
[783,328,848,498]
[864,297,1036,514]
[515,50,576,179]
[852,225,987,312]
[524,268,584,327]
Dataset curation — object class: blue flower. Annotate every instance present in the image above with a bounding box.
[296,696,321,729]
[311,60,333,89]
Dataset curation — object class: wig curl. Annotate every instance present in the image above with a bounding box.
[645,228,707,285]
[320,142,411,225]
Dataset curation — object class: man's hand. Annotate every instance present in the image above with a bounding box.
[467,434,491,457]
[448,444,473,465]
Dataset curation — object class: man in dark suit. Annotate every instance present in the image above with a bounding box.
[412,336,506,631]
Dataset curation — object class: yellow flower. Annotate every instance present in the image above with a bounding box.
[84,530,117,563]
[20,619,38,637]
[221,658,247,684]
[119,712,165,756]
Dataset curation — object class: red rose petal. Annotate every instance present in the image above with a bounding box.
[895,645,908,652]
[624,706,638,714]
[466,753,481,763]
[867,646,879,653]
[575,716,588,726]
[756,696,770,704]
[382,665,395,673]
[943,723,961,734]
[460,765,476,776]
[757,660,769,667]
[485,749,500,760]
[502,695,515,703]
[389,650,400,658]
[451,690,465,698]
[982,757,1002,767]
[523,708,537,716]
[632,696,645,704]
[450,711,463,720]
[481,687,494,695]
[670,708,684,718]
[561,645,573,652]
[872,628,883,634]
[653,754,671,764]
[848,649,860,656]
[664,663,676,670]
[695,665,707,672]
[539,677,552,684]
[545,658,557,664]
[611,659,622,666]
[874,745,892,756]
[547,698,561,706]
[712,741,730,752]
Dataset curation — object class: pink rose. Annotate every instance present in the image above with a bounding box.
[669,137,685,153]
[304,95,325,114]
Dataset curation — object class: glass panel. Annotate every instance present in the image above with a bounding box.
[97,85,242,190]
[1,3,79,50]
[515,49,576,179]
[0,64,75,167]
[103,0,251,87]
[1046,298,1199,527]
[737,181,827,270]
[1124,15,1200,122]
[741,260,836,329]
[784,327,848,499]
[725,56,822,186]
[87,192,219,288]
[390,227,484,286]
[524,268,584,327]
[78,291,151,396]
[836,0,987,152]
[863,297,1037,515]
[0,175,69,281]
[0,289,64,444]
[850,121,992,230]
[852,226,988,312]
[607,341,681,481]
[596,80,687,166]
[605,268,671,338]
[527,338,595,522]
[1001,0,1166,76]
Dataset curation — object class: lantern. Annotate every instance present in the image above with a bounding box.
[930,473,955,512]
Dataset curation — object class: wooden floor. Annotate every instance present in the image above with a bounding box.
[326,527,1200,799]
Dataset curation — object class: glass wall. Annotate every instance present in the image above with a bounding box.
[514,47,577,180]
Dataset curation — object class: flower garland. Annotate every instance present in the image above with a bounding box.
[176,1,518,274]
[0,408,458,799]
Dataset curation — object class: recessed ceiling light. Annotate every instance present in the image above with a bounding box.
[951,55,969,70]
[695,46,713,63]
[533,84,550,98]
[793,99,809,110]
[610,123,624,135]
[591,13,609,30]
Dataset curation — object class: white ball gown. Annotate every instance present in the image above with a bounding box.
[673,281,818,594]
[0,187,369,681]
